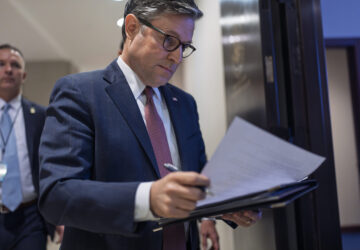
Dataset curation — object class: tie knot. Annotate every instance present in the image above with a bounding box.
[2,104,11,113]
[144,86,154,101]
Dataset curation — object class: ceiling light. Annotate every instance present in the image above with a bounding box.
[117,18,124,27]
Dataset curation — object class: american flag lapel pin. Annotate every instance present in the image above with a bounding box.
[172,97,178,102]
[30,107,36,114]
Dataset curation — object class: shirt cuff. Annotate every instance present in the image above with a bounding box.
[134,181,158,221]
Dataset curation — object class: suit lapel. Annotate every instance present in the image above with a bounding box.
[103,61,160,178]
[21,99,35,168]
[160,86,190,171]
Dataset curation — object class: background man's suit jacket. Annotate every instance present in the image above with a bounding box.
[39,60,207,250]
[21,98,54,237]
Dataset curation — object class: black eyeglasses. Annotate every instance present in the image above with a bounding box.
[137,17,196,58]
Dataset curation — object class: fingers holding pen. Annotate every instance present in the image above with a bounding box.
[150,172,210,218]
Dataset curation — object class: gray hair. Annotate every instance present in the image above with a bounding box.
[121,0,203,49]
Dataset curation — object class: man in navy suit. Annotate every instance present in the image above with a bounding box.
[0,44,64,249]
[39,1,261,249]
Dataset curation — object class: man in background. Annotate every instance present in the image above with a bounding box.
[38,1,261,249]
[0,44,63,250]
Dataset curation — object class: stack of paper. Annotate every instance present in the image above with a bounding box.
[198,117,325,208]
[157,117,324,227]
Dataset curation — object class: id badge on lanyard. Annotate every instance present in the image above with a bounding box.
[0,149,7,182]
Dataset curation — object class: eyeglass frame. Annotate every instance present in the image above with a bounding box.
[137,17,196,58]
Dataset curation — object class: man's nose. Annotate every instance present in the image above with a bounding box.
[4,63,12,74]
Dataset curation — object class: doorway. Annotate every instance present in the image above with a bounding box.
[326,38,360,249]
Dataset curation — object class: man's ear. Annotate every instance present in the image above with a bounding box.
[125,14,141,41]
[22,72,27,82]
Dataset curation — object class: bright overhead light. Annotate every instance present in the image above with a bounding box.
[112,0,124,2]
[117,17,124,27]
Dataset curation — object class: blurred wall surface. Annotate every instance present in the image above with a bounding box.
[23,60,76,106]
[321,0,360,38]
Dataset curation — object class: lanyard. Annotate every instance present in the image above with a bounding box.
[0,105,21,155]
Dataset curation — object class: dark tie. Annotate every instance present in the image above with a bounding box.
[144,87,186,250]
[1,104,23,211]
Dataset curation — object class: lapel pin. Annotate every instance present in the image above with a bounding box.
[30,107,36,114]
[172,97,178,102]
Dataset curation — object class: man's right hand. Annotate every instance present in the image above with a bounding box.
[150,172,210,218]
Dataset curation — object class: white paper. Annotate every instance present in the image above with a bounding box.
[197,117,325,207]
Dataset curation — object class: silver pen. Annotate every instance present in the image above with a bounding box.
[163,163,214,196]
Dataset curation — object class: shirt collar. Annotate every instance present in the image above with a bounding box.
[0,94,22,111]
[116,56,162,101]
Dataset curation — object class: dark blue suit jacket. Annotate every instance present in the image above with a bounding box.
[22,98,45,196]
[21,98,54,237]
[38,60,207,250]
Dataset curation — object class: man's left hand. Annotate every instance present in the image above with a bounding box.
[54,225,65,244]
[200,219,219,250]
[221,210,262,227]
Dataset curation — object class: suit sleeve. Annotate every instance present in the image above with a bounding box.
[38,77,140,236]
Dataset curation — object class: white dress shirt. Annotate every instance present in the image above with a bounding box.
[117,57,181,221]
[0,94,37,205]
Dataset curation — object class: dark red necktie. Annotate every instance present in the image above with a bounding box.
[144,86,186,250]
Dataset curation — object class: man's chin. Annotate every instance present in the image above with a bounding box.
[0,84,21,93]
[146,79,170,88]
